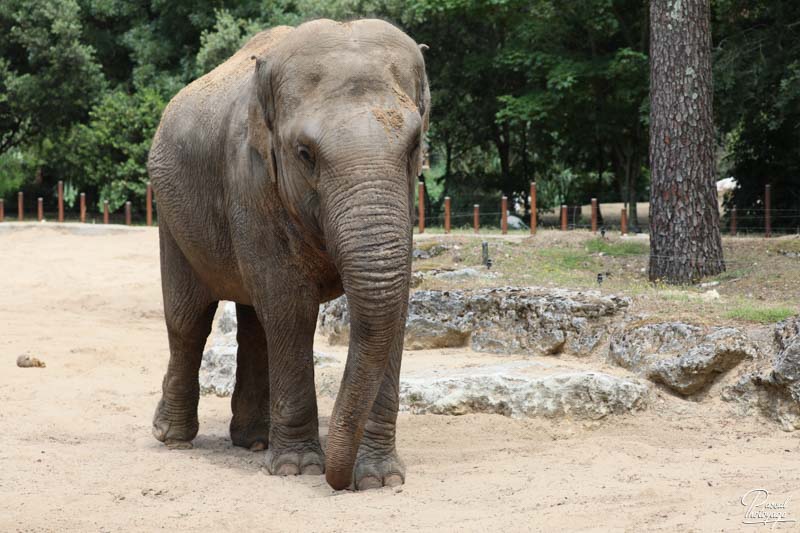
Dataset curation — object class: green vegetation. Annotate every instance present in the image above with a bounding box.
[0,1,798,224]
[412,231,798,325]
[724,303,797,324]
[584,239,648,257]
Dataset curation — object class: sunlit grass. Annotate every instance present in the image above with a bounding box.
[724,302,797,324]
[584,238,648,256]
[409,230,800,325]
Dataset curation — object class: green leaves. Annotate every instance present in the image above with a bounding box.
[66,88,166,210]
[0,0,106,151]
[0,0,794,224]
[195,9,261,77]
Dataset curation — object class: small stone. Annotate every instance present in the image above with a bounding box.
[700,289,720,301]
[16,354,46,368]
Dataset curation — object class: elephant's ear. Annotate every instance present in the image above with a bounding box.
[416,44,431,133]
[418,73,431,134]
[248,57,277,183]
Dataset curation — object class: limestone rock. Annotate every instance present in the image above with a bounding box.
[199,302,238,396]
[199,301,334,396]
[432,267,483,280]
[775,315,800,352]
[506,215,528,230]
[317,287,629,356]
[723,335,800,431]
[608,323,757,395]
[412,244,450,261]
[400,366,648,420]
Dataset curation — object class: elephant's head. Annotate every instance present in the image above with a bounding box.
[247,19,430,489]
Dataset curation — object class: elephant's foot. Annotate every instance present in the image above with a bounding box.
[230,416,270,452]
[353,447,405,490]
[152,395,199,449]
[265,440,325,476]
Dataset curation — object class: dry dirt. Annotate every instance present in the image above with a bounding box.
[2,223,799,532]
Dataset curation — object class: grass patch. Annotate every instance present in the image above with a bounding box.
[712,267,753,282]
[724,303,796,323]
[537,248,595,270]
[585,238,648,257]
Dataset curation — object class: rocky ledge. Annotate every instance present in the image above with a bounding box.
[318,287,629,356]
[400,364,648,420]
[722,316,800,430]
[608,323,759,396]
[199,294,800,430]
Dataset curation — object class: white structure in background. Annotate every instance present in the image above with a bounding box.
[716,177,738,209]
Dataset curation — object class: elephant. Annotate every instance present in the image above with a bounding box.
[146,18,429,491]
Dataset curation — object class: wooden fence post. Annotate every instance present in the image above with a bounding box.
[0,199,4,222]
[18,192,23,221]
[103,201,109,224]
[473,204,480,234]
[146,182,153,226]
[80,192,86,223]
[730,206,737,236]
[621,208,628,236]
[125,201,132,226]
[37,197,43,222]
[560,205,567,231]
[501,196,508,235]
[418,182,424,234]
[57,180,64,222]
[765,184,772,238]
[530,182,537,235]
[591,198,598,233]
[444,196,451,234]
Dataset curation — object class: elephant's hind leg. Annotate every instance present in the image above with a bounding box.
[230,303,270,451]
[153,223,217,449]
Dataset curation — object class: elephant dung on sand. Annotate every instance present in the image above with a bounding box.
[147,19,429,491]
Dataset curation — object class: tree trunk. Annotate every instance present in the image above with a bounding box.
[648,0,724,283]
[493,121,512,198]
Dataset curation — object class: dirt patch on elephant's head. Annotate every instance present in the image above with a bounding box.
[372,107,405,137]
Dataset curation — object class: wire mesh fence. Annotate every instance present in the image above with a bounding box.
[4,180,800,236]
[411,182,800,237]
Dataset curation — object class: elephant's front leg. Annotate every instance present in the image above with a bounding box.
[353,333,405,490]
[258,291,324,476]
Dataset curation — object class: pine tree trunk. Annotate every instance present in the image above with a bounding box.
[648,0,724,283]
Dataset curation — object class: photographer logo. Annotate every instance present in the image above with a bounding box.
[741,489,796,527]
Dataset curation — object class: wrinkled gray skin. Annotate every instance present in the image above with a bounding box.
[147,19,429,491]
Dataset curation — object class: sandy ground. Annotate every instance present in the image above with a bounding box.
[2,223,799,532]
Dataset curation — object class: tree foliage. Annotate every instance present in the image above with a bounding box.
[0,0,796,228]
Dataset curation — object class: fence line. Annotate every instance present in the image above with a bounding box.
[411,181,800,237]
[4,180,799,236]
[2,180,155,226]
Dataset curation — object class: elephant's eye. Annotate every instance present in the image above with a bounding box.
[296,144,314,168]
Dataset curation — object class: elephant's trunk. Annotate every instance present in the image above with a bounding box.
[321,179,412,490]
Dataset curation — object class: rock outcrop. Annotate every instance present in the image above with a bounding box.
[775,315,800,352]
[400,365,648,420]
[318,287,629,356]
[199,302,238,396]
[723,319,800,431]
[199,302,334,397]
[197,297,799,431]
[608,323,757,395]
